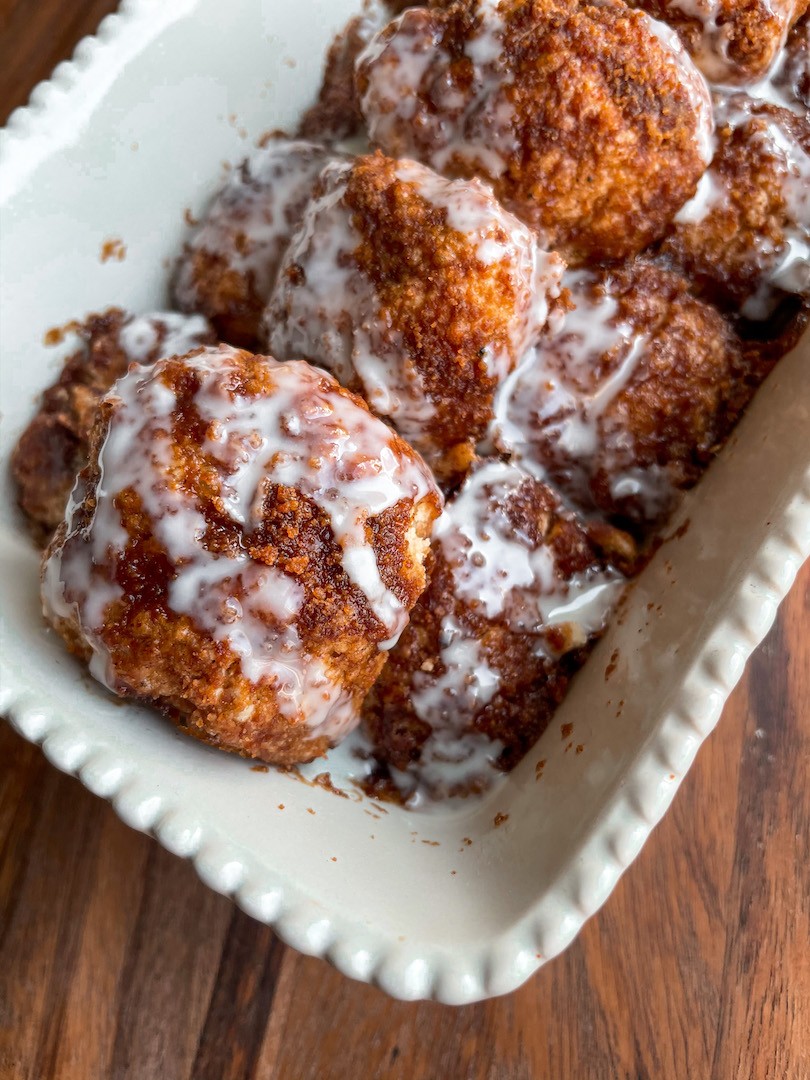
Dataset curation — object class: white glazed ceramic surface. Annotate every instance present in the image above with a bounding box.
[1,0,808,1005]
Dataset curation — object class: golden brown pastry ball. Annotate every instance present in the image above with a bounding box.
[173,138,342,348]
[12,309,214,542]
[629,0,808,84]
[42,344,441,765]
[356,0,714,263]
[660,95,810,319]
[266,151,565,484]
[362,459,633,799]
[492,261,748,529]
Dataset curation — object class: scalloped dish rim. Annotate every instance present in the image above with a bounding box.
[1,0,809,1005]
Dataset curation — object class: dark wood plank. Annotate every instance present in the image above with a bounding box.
[0,0,121,124]
[1,5,808,1079]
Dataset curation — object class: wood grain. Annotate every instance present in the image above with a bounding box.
[1,6,808,1079]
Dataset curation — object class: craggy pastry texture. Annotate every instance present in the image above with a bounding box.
[298,1,391,140]
[662,94,810,317]
[174,139,341,348]
[492,262,749,529]
[42,346,441,765]
[773,14,809,109]
[362,459,633,800]
[629,0,808,84]
[12,309,214,541]
[266,152,564,483]
[356,0,714,262]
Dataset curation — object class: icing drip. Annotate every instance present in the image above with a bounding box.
[117,311,213,363]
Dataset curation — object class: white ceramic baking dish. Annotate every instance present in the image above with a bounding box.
[1,0,808,1004]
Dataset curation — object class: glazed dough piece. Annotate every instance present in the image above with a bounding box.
[492,261,748,529]
[174,138,343,348]
[42,345,441,765]
[362,459,633,800]
[772,14,809,111]
[662,95,810,318]
[12,308,214,541]
[628,0,808,85]
[266,152,564,484]
[356,0,713,263]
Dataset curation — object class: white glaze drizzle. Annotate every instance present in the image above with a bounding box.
[175,139,339,308]
[358,0,519,178]
[673,167,723,224]
[116,311,212,363]
[42,346,438,737]
[491,270,678,522]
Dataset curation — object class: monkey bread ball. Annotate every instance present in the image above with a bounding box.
[266,151,564,484]
[362,458,632,799]
[42,344,442,765]
[174,138,342,347]
[773,14,809,111]
[492,261,748,529]
[628,0,808,84]
[661,94,810,319]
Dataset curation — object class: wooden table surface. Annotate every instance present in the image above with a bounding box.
[1,5,808,1078]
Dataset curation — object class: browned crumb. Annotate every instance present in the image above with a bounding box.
[100,238,126,263]
[604,648,621,681]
